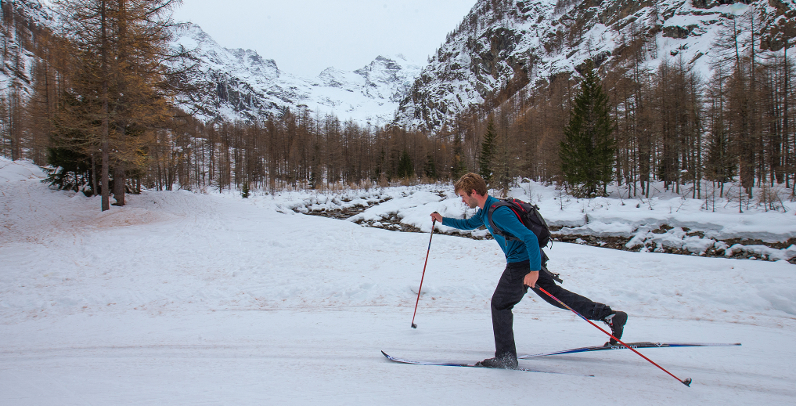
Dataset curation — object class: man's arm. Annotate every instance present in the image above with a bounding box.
[430,211,484,230]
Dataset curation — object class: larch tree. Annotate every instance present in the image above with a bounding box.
[53,0,179,210]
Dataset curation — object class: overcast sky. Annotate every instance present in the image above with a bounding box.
[171,0,477,78]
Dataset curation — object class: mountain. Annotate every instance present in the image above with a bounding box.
[394,0,796,133]
[169,23,423,126]
[0,1,423,128]
[0,0,52,97]
[4,0,794,134]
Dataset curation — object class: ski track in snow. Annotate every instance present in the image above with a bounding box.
[1,157,795,405]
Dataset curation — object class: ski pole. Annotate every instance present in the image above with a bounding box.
[411,219,436,329]
[536,286,692,387]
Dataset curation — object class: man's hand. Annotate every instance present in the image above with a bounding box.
[431,212,442,223]
[523,271,539,288]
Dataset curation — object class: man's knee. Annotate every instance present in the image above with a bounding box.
[491,292,522,312]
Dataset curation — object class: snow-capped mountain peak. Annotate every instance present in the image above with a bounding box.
[169,23,422,126]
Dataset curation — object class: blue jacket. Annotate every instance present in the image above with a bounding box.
[441,195,541,270]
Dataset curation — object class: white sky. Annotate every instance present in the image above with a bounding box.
[171,0,477,78]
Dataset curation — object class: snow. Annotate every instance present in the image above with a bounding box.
[394,0,796,133]
[168,23,421,127]
[1,156,795,405]
[288,182,796,260]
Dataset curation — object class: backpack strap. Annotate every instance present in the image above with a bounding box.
[489,199,558,281]
[487,199,522,241]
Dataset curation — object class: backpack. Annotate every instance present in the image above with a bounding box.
[486,198,552,248]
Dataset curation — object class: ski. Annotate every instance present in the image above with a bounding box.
[381,351,594,377]
[519,341,741,359]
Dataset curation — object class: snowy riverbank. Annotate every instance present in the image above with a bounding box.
[279,181,796,263]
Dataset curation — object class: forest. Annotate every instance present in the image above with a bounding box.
[0,0,794,211]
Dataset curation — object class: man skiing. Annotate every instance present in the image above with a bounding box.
[431,173,627,369]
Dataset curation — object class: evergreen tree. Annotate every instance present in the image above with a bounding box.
[396,150,414,179]
[45,141,94,194]
[451,132,467,180]
[479,118,496,183]
[47,91,97,194]
[705,126,735,184]
[492,113,514,195]
[559,61,616,197]
[423,153,437,179]
[373,146,386,183]
[241,180,250,198]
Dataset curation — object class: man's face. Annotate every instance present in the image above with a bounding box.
[457,190,478,209]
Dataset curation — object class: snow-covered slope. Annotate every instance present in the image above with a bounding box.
[395,0,796,133]
[2,156,796,404]
[170,23,422,126]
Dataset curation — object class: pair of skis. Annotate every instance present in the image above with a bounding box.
[382,341,740,379]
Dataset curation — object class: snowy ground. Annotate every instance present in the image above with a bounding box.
[1,157,795,405]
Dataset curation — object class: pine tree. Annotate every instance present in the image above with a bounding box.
[47,91,97,193]
[451,132,467,180]
[492,112,514,195]
[479,118,496,183]
[559,61,616,197]
[423,153,438,179]
[397,150,414,179]
[241,180,250,198]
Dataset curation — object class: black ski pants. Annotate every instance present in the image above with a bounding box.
[490,260,613,359]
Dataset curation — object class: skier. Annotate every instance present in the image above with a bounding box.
[431,173,627,369]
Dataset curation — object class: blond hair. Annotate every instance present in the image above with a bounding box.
[454,172,488,196]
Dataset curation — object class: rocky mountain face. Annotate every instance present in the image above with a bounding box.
[3,0,794,133]
[1,1,423,128]
[394,0,796,133]
[0,0,51,96]
[169,23,422,126]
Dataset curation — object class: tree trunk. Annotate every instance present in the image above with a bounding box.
[113,164,125,205]
[100,0,110,211]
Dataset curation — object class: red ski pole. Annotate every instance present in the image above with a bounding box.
[411,219,436,329]
[536,286,692,387]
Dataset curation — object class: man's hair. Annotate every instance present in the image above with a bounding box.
[454,172,488,196]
